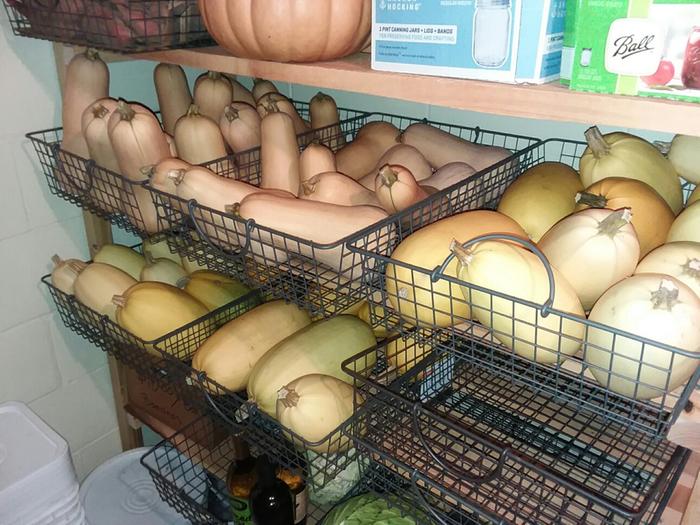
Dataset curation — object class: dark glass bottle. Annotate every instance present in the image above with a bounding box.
[226,437,257,525]
[277,466,307,525]
[251,455,294,525]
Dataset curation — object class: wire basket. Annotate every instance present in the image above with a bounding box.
[158,113,539,319]
[348,138,700,438]
[343,333,690,525]
[3,0,213,53]
[41,269,263,393]
[140,416,440,524]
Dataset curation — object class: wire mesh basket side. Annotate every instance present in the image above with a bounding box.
[343,334,689,525]
[3,0,213,53]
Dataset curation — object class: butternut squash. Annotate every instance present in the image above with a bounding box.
[257,93,310,138]
[374,164,430,213]
[169,166,260,213]
[219,102,261,153]
[358,144,432,189]
[153,63,192,135]
[422,162,477,191]
[174,105,228,165]
[50,255,87,296]
[401,123,511,172]
[192,300,311,392]
[237,193,391,275]
[227,75,256,106]
[260,109,301,196]
[74,262,136,322]
[336,121,401,180]
[310,91,344,149]
[301,171,379,207]
[299,142,337,187]
[193,71,232,123]
[252,78,279,102]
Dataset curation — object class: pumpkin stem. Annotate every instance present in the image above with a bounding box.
[92,103,110,119]
[186,104,201,118]
[51,254,63,267]
[378,164,398,187]
[167,169,186,185]
[585,126,611,159]
[598,208,632,237]
[116,100,136,122]
[112,295,127,308]
[450,239,474,266]
[683,258,700,280]
[575,191,608,208]
[277,386,300,408]
[224,105,239,122]
[224,203,241,216]
[650,279,680,311]
[301,176,319,196]
[175,276,190,289]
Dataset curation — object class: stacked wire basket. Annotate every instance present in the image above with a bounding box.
[30,100,699,523]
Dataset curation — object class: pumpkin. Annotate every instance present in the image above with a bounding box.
[668,201,700,243]
[635,242,700,299]
[575,177,674,257]
[497,162,583,242]
[386,210,527,327]
[585,275,700,399]
[276,374,359,453]
[453,240,585,364]
[538,209,640,310]
[198,0,372,63]
[580,127,683,214]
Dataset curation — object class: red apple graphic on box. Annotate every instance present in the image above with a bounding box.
[641,60,675,86]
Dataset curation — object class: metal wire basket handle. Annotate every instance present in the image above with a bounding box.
[409,470,450,525]
[411,402,508,485]
[194,371,248,431]
[187,199,254,258]
[430,232,557,317]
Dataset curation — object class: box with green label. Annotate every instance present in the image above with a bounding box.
[561,0,700,102]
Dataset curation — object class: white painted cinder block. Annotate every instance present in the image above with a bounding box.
[29,365,118,451]
[0,140,30,241]
[73,429,122,481]
[0,316,61,403]
[50,313,107,385]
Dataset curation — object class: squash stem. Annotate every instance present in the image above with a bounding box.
[186,104,200,118]
[575,191,608,208]
[207,71,222,81]
[92,104,110,119]
[585,126,611,158]
[650,279,680,311]
[140,165,156,180]
[116,100,136,121]
[175,276,190,289]
[112,295,127,308]
[51,254,63,267]
[277,386,300,408]
[449,239,473,266]
[378,165,398,187]
[67,260,88,274]
[224,106,239,122]
[224,203,241,216]
[598,208,632,236]
[85,48,100,61]
[167,169,187,185]
[301,177,318,196]
[683,258,700,279]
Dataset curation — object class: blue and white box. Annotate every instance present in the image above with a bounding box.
[372,0,567,84]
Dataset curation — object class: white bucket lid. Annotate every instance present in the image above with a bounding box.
[80,447,205,525]
[0,401,77,522]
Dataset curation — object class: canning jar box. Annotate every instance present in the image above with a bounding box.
[342,333,690,525]
[25,102,367,239]
[347,138,700,440]
[2,0,213,53]
[150,112,540,320]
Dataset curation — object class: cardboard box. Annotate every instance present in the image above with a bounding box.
[371,0,567,84]
[561,0,700,102]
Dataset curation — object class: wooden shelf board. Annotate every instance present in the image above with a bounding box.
[136,46,700,136]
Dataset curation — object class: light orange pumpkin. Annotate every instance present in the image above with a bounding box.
[198,0,372,63]
[575,177,675,257]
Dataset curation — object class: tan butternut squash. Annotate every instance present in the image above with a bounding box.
[299,142,337,188]
[226,75,256,106]
[401,123,511,172]
[237,193,390,275]
[257,93,309,136]
[153,63,192,135]
[74,262,136,322]
[252,78,279,102]
[174,105,228,165]
[170,166,260,213]
[193,71,232,123]
[260,109,301,196]
[310,91,344,149]
[219,102,261,153]
[358,144,433,189]
[301,171,379,207]
[422,162,477,191]
[375,164,430,214]
[336,121,401,180]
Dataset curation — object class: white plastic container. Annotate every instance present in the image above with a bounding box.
[0,401,80,524]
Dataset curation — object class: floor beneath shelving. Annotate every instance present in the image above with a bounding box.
[662,453,700,524]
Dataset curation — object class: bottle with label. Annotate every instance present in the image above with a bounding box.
[251,455,294,525]
[226,437,257,525]
[682,27,700,90]
[277,466,308,525]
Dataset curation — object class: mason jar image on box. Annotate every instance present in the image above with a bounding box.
[473,0,513,67]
